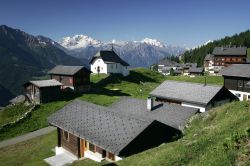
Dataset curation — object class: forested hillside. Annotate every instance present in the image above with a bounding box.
[183,30,250,66]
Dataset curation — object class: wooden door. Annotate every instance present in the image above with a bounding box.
[243,94,247,101]
[80,139,85,157]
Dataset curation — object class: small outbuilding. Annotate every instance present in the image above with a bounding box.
[150,80,238,112]
[24,79,62,104]
[48,65,91,92]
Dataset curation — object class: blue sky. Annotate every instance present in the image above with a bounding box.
[0,0,250,47]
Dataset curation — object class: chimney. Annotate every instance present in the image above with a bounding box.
[147,97,153,111]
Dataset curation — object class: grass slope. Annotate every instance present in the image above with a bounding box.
[247,48,250,58]
[0,103,32,126]
[0,68,222,141]
[0,101,249,166]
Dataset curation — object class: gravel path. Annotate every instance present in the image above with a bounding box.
[0,126,56,149]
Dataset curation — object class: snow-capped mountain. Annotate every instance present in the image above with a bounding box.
[61,35,103,50]
[139,38,165,48]
[189,40,214,50]
[59,35,186,67]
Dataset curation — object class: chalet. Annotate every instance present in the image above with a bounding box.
[149,80,238,112]
[204,54,214,73]
[157,59,178,75]
[48,65,91,92]
[205,46,247,74]
[221,64,250,101]
[182,63,197,75]
[90,50,130,76]
[188,67,204,76]
[47,98,197,164]
[23,79,62,104]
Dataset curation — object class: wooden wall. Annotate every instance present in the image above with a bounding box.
[224,76,250,92]
[51,75,74,87]
[50,68,90,92]
[214,55,246,67]
[59,129,79,157]
[40,86,61,103]
[156,97,182,105]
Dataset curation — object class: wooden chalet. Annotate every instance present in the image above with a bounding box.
[23,79,62,104]
[222,64,250,101]
[48,65,91,92]
[47,98,198,163]
[212,46,247,73]
[150,80,238,112]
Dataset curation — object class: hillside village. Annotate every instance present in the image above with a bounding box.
[0,42,250,166]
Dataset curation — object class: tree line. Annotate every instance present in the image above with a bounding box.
[183,30,250,67]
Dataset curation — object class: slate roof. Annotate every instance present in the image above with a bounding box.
[183,63,197,69]
[221,64,250,78]
[158,59,178,66]
[109,97,198,130]
[174,70,182,74]
[48,99,152,155]
[150,80,223,106]
[27,79,62,88]
[204,54,214,61]
[90,50,129,66]
[212,47,247,56]
[48,65,90,76]
[188,67,204,73]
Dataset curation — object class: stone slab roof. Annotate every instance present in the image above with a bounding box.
[109,97,198,130]
[27,79,62,88]
[48,65,90,76]
[221,64,250,78]
[188,67,204,73]
[212,47,247,56]
[150,80,223,106]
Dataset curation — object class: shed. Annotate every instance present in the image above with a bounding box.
[48,65,91,92]
[24,79,62,104]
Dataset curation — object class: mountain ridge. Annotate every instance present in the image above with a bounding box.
[59,34,186,67]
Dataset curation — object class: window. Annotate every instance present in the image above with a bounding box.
[116,64,117,69]
[59,76,63,82]
[235,93,241,97]
[221,58,225,61]
[111,64,113,69]
[89,143,95,152]
[98,59,100,62]
[238,82,243,88]
[69,78,73,84]
[248,95,250,100]
[63,131,69,142]
[101,67,103,70]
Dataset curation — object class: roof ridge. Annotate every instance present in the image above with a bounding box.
[73,99,151,123]
[163,80,222,87]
